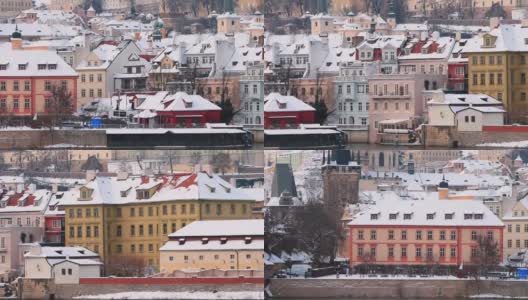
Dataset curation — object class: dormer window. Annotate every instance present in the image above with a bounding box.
[184,99,192,108]
[445,213,454,220]
[464,213,473,220]
[0,64,7,71]
[38,64,46,70]
[206,184,215,193]
[244,237,252,244]
[136,190,149,199]
[403,213,412,220]
[220,237,227,244]
[370,213,379,220]
[178,238,185,245]
[474,213,483,220]
[18,64,26,70]
[426,213,435,220]
[389,213,398,220]
[202,237,209,245]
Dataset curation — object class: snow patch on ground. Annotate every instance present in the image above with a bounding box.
[477,141,528,148]
[73,291,264,300]
[470,294,528,299]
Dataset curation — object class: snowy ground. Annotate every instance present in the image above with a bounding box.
[307,274,462,280]
[73,291,264,300]
[470,294,528,299]
[477,141,528,148]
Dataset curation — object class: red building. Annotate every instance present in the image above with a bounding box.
[447,40,468,92]
[264,93,315,129]
[135,91,221,128]
[44,193,64,244]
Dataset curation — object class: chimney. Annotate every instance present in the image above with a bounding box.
[438,187,449,200]
[51,184,58,193]
[11,38,22,50]
[489,17,502,29]
[455,32,461,41]
[141,175,149,184]
[134,32,141,41]
[86,170,97,182]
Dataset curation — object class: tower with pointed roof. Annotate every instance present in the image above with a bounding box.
[387,0,396,29]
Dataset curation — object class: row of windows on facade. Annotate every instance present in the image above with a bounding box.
[187,56,215,65]
[243,84,260,95]
[68,203,248,219]
[80,88,103,98]
[0,80,68,92]
[338,117,368,125]
[68,222,184,239]
[356,229,494,241]
[337,84,369,95]
[373,84,411,96]
[358,51,397,61]
[371,213,484,220]
[372,101,411,111]
[507,223,528,233]
[356,245,460,259]
[337,101,368,112]
[0,64,57,71]
[169,253,258,262]
[507,239,528,249]
[243,101,260,111]
[197,86,230,96]
[471,55,507,66]
[244,116,262,125]
[80,74,103,83]
[398,64,446,75]
[279,57,309,65]
[0,99,31,111]
[0,216,40,227]
[114,242,158,254]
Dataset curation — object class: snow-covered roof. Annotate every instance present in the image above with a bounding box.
[365,171,509,188]
[0,44,77,77]
[168,219,263,238]
[463,24,528,53]
[264,93,315,112]
[0,189,52,213]
[0,23,80,39]
[136,91,220,112]
[58,172,258,206]
[348,192,503,227]
[25,245,99,258]
[160,239,264,251]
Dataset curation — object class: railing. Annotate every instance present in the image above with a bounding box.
[337,125,368,130]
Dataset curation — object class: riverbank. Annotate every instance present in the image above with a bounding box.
[267,278,528,299]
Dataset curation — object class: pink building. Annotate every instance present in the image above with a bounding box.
[0,188,53,280]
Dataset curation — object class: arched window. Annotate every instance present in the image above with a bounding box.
[424,80,430,90]
[20,233,26,243]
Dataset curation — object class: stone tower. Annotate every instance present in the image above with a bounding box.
[322,149,361,212]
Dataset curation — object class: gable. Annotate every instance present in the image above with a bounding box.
[481,34,497,48]
[128,53,140,61]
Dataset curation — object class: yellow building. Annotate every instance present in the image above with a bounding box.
[463,25,528,123]
[159,219,263,273]
[76,50,109,109]
[60,172,257,274]
[503,194,528,260]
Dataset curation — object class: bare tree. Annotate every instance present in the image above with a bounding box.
[471,234,501,293]
[210,152,231,174]
[107,255,146,277]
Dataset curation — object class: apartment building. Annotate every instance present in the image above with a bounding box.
[159,219,263,273]
[60,172,257,272]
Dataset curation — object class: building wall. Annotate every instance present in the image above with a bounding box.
[0,76,78,116]
[159,248,263,273]
[49,0,83,11]
[0,0,32,17]
[467,50,528,123]
[348,225,504,266]
[64,201,254,271]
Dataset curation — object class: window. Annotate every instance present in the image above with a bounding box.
[24,81,30,91]
[148,224,153,236]
[388,247,394,257]
[77,226,82,238]
[357,230,364,240]
[451,247,456,257]
[45,81,51,91]
[130,207,135,217]
[427,247,433,258]
[427,230,433,240]
[86,226,91,238]
[388,230,394,240]
[370,230,376,240]
[116,225,122,237]
[130,225,135,236]
[451,230,456,240]
[94,226,99,237]
[401,230,407,240]
[471,231,477,240]
[416,247,422,257]
[440,231,446,240]
[416,230,422,240]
